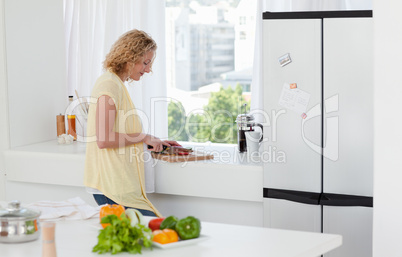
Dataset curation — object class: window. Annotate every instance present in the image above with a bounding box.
[166,0,256,144]
[239,16,247,25]
[239,31,246,40]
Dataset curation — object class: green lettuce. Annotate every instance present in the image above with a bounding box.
[93,213,153,255]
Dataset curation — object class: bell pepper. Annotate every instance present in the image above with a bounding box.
[152,229,179,244]
[175,216,201,240]
[99,204,125,228]
[160,215,179,230]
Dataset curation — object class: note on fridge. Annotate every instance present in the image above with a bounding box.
[278,83,310,114]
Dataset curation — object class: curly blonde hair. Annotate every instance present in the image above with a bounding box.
[103,29,157,75]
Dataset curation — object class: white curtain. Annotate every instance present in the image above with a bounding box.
[64,0,167,192]
[64,0,167,137]
[250,0,373,122]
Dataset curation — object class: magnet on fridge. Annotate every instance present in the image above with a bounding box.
[301,113,307,119]
[290,83,297,89]
[278,53,292,67]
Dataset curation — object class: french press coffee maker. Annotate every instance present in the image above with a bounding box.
[235,104,263,152]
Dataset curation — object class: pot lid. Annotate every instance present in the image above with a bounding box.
[0,201,40,220]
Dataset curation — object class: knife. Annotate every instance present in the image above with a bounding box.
[147,145,193,154]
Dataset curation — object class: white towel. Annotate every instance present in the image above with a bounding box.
[26,197,100,221]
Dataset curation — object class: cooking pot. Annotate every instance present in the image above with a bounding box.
[0,200,41,243]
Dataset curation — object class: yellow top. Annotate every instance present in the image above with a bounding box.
[84,71,161,217]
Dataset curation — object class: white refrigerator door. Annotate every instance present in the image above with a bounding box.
[323,206,372,257]
[263,198,321,233]
[323,18,373,197]
[263,19,322,192]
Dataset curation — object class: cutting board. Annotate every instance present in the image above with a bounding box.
[151,151,214,163]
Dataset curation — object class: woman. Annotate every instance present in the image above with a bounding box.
[84,29,180,217]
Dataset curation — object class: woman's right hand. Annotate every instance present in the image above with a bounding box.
[144,134,170,152]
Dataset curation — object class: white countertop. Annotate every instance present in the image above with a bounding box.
[4,140,263,202]
[7,140,263,166]
[0,216,342,257]
[7,140,87,155]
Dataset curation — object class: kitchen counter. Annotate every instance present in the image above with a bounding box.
[4,140,262,196]
[0,216,342,257]
[154,142,263,203]
[4,140,87,187]
[4,140,264,226]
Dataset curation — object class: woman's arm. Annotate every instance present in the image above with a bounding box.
[95,95,174,152]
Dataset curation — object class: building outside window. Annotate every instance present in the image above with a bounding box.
[166,0,256,144]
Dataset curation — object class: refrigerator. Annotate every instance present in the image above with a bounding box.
[262,11,373,257]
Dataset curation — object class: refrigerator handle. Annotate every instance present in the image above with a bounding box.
[319,193,373,208]
[263,188,320,205]
[263,189,373,208]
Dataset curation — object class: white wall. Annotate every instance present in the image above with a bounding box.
[1,0,66,199]
[1,0,401,253]
[0,0,8,201]
[372,1,402,256]
[4,0,66,148]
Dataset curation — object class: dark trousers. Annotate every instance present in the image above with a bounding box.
[93,194,157,217]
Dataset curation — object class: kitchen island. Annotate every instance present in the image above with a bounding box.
[4,140,264,226]
[0,216,342,257]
